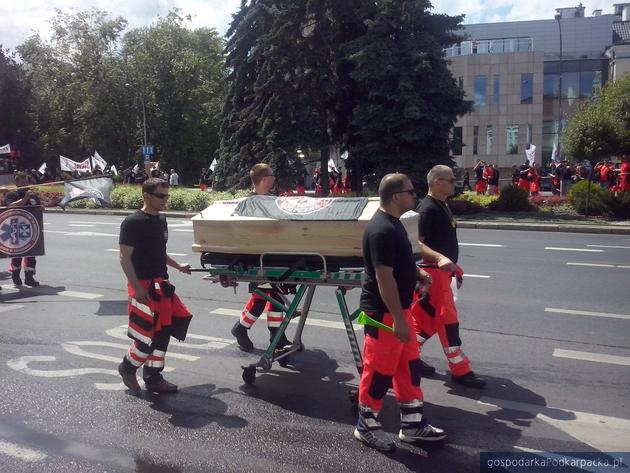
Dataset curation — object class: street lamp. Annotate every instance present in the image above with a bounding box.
[125,83,147,147]
[554,13,563,162]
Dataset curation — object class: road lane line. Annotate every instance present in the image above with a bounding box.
[465,274,491,279]
[587,245,630,249]
[69,221,120,226]
[57,290,103,300]
[459,243,504,247]
[68,224,95,227]
[0,304,24,313]
[106,249,187,256]
[45,230,118,237]
[553,349,630,366]
[172,229,194,232]
[479,396,630,452]
[544,247,604,252]
[211,308,347,330]
[567,262,614,268]
[545,307,630,320]
[0,440,47,462]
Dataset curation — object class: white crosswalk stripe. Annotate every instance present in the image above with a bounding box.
[553,349,630,366]
[0,440,47,462]
[545,307,630,320]
[0,304,24,313]
[544,247,604,252]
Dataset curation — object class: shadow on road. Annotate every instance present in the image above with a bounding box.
[146,383,248,430]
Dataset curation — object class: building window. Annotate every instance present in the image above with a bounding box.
[506,125,519,154]
[473,126,479,155]
[486,126,493,155]
[521,73,533,104]
[451,127,463,155]
[543,74,559,98]
[493,74,500,106]
[458,77,464,89]
[474,75,486,106]
[526,124,533,146]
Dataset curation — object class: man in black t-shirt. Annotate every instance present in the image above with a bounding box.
[354,173,445,452]
[4,172,42,287]
[412,165,485,389]
[117,178,193,395]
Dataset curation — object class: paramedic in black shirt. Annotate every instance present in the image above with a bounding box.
[354,172,446,452]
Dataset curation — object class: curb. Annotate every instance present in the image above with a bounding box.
[44,208,630,235]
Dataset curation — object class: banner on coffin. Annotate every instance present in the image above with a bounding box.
[59,176,113,209]
[233,195,368,220]
[0,206,45,258]
[0,144,11,154]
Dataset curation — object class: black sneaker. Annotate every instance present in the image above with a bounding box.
[419,359,436,376]
[231,321,254,350]
[24,274,39,287]
[11,271,22,286]
[452,371,486,389]
[399,424,446,443]
[269,328,292,349]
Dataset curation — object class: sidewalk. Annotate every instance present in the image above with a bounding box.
[44,207,630,235]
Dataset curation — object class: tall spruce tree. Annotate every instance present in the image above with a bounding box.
[345,0,471,190]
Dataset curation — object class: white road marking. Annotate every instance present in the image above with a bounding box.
[553,349,630,366]
[479,396,630,452]
[69,221,120,226]
[0,440,47,462]
[68,224,95,227]
[0,285,19,293]
[0,304,24,313]
[7,355,118,377]
[587,244,630,249]
[567,262,614,268]
[172,229,193,232]
[57,290,102,300]
[211,308,347,330]
[459,243,504,247]
[544,247,604,252]
[62,340,199,361]
[106,248,187,256]
[45,230,118,237]
[465,274,491,279]
[545,307,630,321]
[106,325,233,350]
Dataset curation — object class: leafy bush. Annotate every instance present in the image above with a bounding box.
[456,192,497,208]
[488,185,532,212]
[186,191,214,211]
[448,198,484,215]
[568,180,612,215]
[165,188,188,211]
[529,195,569,209]
[610,191,630,218]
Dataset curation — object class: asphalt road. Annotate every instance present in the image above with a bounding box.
[1,212,629,472]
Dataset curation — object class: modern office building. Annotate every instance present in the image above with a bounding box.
[446,4,630,172]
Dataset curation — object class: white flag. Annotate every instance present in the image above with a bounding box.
[327,156,339,173]
[0,144,10,154]
[60,155,91,172]
[132,164,140,173]
[552,140,561,164]
[525,144,536,166]
[110,164,118,176]
[38,162,48,174]
[340,150,349,160]
[92,150,108,170]
[210,158,217,171]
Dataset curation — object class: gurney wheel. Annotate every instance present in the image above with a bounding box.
[278,356,290,367]
[242,366,256,384]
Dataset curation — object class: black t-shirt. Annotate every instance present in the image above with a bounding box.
[4,189,41,207]
[360,209,417,312]
[119,211,168,279]
[417,196,459,263]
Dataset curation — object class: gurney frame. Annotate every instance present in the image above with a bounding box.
[201,252,365,386]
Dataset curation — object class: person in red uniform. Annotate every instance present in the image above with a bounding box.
[473,160,487,194]
[528,166,540,196]
[4,172,42,286]
[230,163,291,351]
[619,155,630,192]
[411,165,486,389]
[117,178,193,395]
[518,162,531,192]
[354,173,446,452]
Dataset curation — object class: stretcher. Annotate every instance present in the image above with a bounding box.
[199,251,366,387]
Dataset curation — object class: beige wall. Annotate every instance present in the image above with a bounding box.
[608,44,630,81]
[447,51,545,174]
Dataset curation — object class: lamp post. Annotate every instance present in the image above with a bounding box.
[554,13,563,162]
[125,83,147,147]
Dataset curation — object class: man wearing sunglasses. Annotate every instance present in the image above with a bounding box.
[117,178,193,395]
[412,165,486,389]
[354,173,445,452]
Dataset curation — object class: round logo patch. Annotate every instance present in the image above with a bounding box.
[0,209,41,256]
[275,196,335,215]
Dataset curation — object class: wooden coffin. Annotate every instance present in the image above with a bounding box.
[191,197,421,263]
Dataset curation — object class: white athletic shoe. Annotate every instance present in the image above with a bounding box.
[354,428,396,452]
[398,424,446,443]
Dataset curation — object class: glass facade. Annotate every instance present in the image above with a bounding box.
[521,73,533,104]
[493,74,500,107]
[445,37,533,57]
[506,125,519,155]
[486,126,493,155]
[474,75,486,106]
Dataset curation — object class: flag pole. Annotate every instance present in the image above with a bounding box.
[0,174,114,192]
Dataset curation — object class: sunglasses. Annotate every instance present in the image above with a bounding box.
[438,177,456,184]
[149,192,170,199]
[393,189,417,197]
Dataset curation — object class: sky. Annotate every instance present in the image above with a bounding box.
[0,0,616,53]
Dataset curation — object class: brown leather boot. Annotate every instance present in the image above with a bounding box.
[145,378,178,394]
